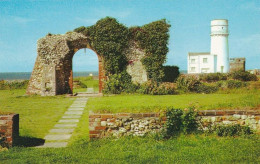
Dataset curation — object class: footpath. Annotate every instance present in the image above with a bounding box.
[37,88,94,148]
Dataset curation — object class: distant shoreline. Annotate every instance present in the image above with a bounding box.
[0,71,99,80]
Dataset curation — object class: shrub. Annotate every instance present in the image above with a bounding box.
[228,70,257,81]
[176,75,201,93]
[162,65,180,82]
[196,84,219,94]
[77,81,87,88]
[182,107,199,134]
[103,71,138,94]
[217,80,247,89]
[199,73,227,82]
[163,107,199,138]
[0,132,6,147]
[138,81,176,95]
[214,124,252,137]
[163,108,183,138]
[0,80,29,90]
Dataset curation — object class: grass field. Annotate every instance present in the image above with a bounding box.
[87,88,260,113]
[0,89,74,138]
[0,135,259,163]
[1,86,260,163]
[73,76,99,93]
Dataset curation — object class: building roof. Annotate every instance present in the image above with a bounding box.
[188,52,210,56]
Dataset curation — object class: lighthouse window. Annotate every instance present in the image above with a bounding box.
[191,59,195,63]
[203,58,208,63]
[191,67,195,72]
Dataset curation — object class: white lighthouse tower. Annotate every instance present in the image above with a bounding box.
[210,19,229,73]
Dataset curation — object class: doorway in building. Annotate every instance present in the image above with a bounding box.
[72,48,99,94]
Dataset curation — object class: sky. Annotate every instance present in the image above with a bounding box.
[0,0,259,72]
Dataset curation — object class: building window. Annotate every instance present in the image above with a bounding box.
[203,58,208,63]
[191,67,195,72]
[191,59,195,63]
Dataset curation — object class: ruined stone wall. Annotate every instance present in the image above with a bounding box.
[0,114,19,147]
[230,58,246,72]
[27,32,149,96]
[27,32,98,96]
[89,110,260,139]
[125,41,147,84]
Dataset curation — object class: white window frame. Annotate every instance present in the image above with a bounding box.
[203,58,208,63]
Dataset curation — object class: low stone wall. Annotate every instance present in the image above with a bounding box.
[89,112,165,139]
[0,114,19,147]
[89,110,260,139]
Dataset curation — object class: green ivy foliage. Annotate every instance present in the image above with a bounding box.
[74,17,129,75]
[74,17,171,93]
[130,19,171,82]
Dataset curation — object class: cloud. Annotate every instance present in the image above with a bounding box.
[93,8,131,19]
[75,18,98,25]
[234,33,260,52]
[240,2,260,12]
[12,16,35,24]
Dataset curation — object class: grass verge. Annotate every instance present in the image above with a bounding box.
[87,89,260,113]
[0,135,259,163]
[0,89,74,138]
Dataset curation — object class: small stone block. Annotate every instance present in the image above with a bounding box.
[68,108,84,111]
[65,111,83,115]
[216,111,225,116]
[204,110,216,116]
[118,113,130,117]
[0,120,5,125]
[49,129,74,133]
[59,119,79,123]
[143,113,151,117]
[95,126,107,130]
[131,113,142,118]
[70,105,85,108]
[40,142,68,148]
[54,124,77,128]
[62,115,81,119]
[89,115,101,118]
[101,115,114,119]
[44,134,71,140]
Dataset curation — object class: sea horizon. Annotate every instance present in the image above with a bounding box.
[0,71,99,80]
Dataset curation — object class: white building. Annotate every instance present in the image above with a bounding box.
[188,19,229,74]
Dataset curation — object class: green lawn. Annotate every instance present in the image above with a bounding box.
[73,76,99,93]
[0,135,259,163]
[87,89,260,113]
[0,89,74,138]
[1,88,260,163]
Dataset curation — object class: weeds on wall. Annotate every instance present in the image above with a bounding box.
[162,106,199,139]
[214,124,252,137]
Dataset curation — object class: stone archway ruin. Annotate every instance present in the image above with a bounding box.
[26,32,105,96]
[26,32,148,96]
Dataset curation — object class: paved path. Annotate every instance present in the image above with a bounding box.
[37,87,101,148]
[37,97,89,148]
